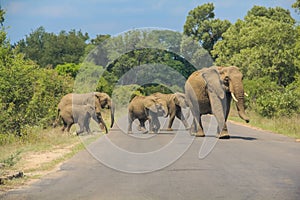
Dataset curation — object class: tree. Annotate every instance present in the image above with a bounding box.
[55,63,81,78]
[183,3,231,54]
[16,27,89,68]
[292,0,300,13]
[212,6,297,86]
[0,11,73,136]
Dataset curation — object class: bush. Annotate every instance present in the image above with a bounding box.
[244,78,300,118]
[0,54,73,136]
[55,63,81,78]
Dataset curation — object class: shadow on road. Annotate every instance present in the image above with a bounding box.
[229,135,257,141]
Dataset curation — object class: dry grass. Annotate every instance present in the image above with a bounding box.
[0,127,83,191]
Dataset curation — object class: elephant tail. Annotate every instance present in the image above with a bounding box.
[110,102,115,128]
[53,108,61,128]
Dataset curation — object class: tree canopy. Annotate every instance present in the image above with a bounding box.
[15,27,89,68]
[183,3,231,55]
[212,6,297,87]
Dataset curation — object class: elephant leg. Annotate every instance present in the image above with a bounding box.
[62,123,67,132]
[175,109,189,129]
[219,122,230,139]
[66,122,73,133]
[139,119,148,134]
[152,117,160,133]
[76,117,85,135]
[76,123,85,135]
[191,115,205,137]
[128,114,133,134]
[61,119,67,132]
[167,113,175,131]
[148,117,154,134]
[84,118,91,134]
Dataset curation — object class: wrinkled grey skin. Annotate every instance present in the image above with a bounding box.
[54,104,107,135]
[185,67,226,138]
[128,95,167,134]
[56,92,114,133]
[152,92,189,130]
[185,66,249,139]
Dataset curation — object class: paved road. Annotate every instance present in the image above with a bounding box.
[1,117,300,200]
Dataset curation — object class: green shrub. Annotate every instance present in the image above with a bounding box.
[244,78,300,118]
[55,63,80,78]
[0,54,73,136]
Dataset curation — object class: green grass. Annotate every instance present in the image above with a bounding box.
[229,110,300,139]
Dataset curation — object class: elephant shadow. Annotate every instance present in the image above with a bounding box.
[228,135,257,141]
[203,135,257,141]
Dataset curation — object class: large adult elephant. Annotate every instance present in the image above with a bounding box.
[152,92,189,130]
[185,66,249,139]
[128,95,168,134]
[56,92,114,133]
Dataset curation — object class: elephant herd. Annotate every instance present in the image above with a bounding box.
[54,66,250,139]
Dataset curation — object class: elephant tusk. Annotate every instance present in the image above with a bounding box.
[244,92,249,97]
[231,93,238,102]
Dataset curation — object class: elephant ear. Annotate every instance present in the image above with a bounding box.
[201,67,227,133]
[171,94,180,106]
[174,93,187,108]
[94,92,108,108]
[144,97,158,113]
[202,67,225,99]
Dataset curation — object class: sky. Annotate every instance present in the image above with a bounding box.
[1,0,299,44]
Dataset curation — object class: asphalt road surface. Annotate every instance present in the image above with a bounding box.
[1,116,300,200]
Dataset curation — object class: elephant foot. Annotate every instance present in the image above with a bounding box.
[137,125,142,131]
[218,132,230,139]
[140,127,148,134]
[190,130,205,137]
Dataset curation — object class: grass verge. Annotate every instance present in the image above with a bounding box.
[229,110,300,139]
[0,126,100,192]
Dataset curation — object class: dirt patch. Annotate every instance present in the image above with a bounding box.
[0,143,80,192]
[23,147,72,171]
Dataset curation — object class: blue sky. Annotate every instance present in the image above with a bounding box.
[1,0,299,43]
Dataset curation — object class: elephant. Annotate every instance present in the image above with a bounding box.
[152,92,189,130]
[185,66,250,139]
[128,95,168,134]
[56,92,114,133]
[54,104,107,135]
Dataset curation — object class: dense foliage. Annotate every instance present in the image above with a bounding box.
[183,3,231,54]
[0,11,73,136]
[211,6,300,118]
[0,2,300,137]
[15,27,89,68]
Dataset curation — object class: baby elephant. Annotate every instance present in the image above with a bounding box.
[54,104,107,135]
[152,92,189,130]
[128,95,167,134]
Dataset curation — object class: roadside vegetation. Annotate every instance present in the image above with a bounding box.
[0,1,300,190]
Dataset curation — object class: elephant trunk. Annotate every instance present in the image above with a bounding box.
[232,84,250,123]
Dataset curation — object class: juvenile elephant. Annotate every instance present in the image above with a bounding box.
[57,92,114,133]
[128,95,167,134]
[54,104,107,135]
[185,66,250,139]
[152,92,189,130]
